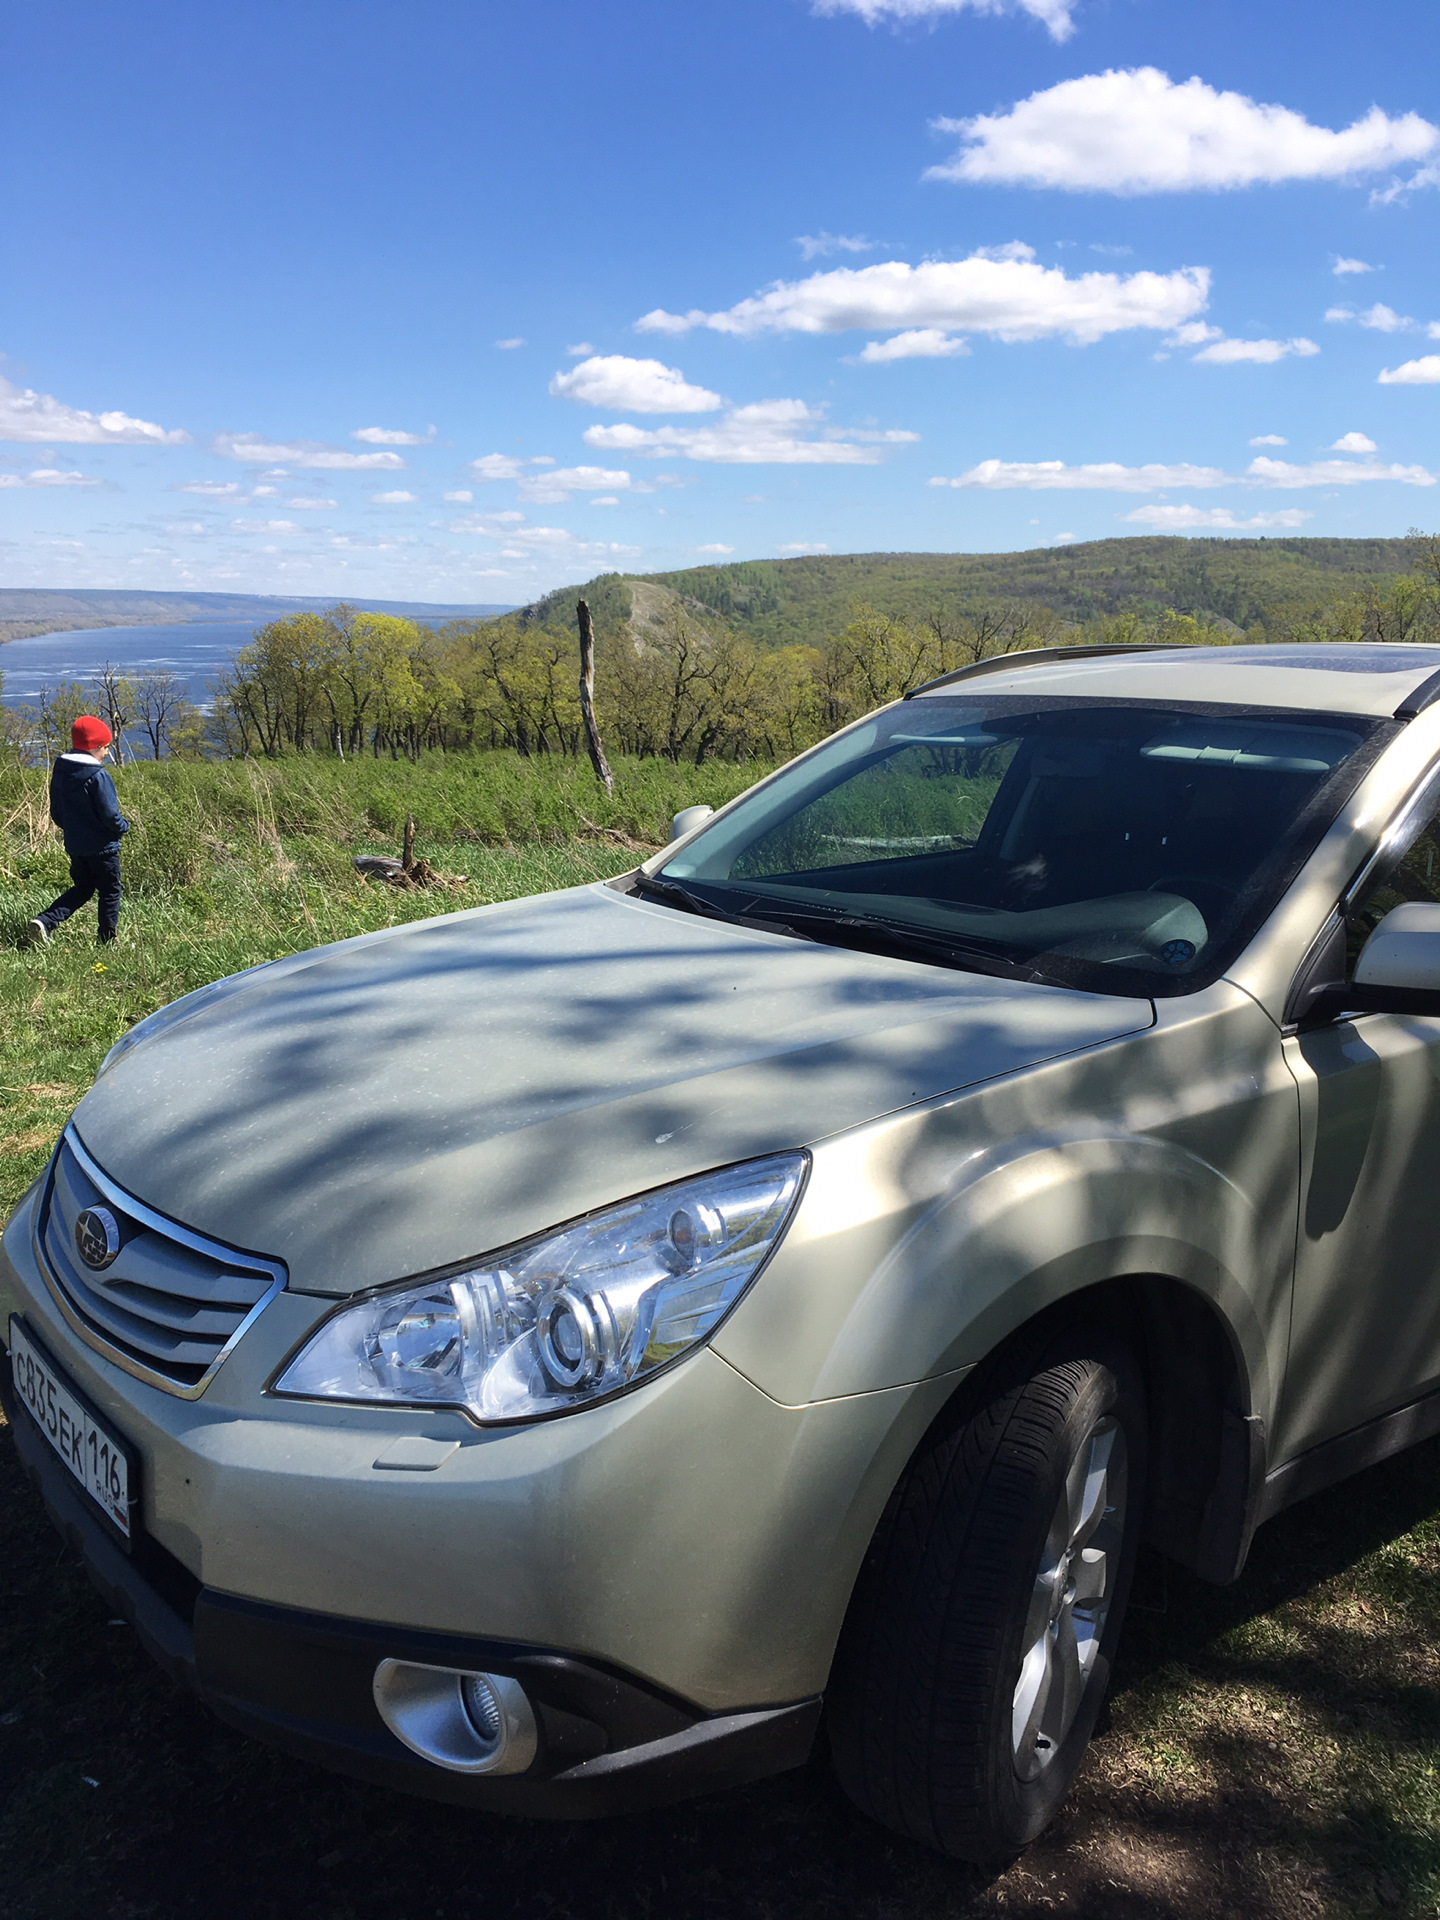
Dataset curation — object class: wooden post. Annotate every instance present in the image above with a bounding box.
[402,813,417,875]
[576,599,614,796]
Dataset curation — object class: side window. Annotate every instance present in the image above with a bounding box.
[1346,788,1440,974]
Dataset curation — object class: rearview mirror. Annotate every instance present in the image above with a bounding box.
[669,805,715,843]
[1350,902,1440,1014]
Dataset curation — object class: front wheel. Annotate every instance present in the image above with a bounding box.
[828,1330,1146,1864]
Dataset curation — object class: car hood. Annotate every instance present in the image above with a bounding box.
[72,884,1152,1294]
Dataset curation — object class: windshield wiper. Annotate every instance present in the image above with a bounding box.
[739,900,1036,982]
[632,872,830,944]
[631,872,739,920]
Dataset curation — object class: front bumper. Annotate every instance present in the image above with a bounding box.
[1,1354,820,1815]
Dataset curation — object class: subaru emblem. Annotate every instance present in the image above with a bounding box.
[74,1206,121,1270]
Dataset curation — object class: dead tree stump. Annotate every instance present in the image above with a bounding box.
[576,599,615,796]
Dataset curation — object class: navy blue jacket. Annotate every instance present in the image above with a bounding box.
[49,754,129,857]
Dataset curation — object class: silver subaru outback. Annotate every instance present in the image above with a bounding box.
[8,640,1440,1863]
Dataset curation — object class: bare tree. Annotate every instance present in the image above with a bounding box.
[134,668,187,758]
[90,663,136,760]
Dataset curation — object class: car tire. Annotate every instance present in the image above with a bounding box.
[827,1327,1146,1864]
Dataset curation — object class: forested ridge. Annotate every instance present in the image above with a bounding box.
[6,534,1436,769]
[524,535,1425,648]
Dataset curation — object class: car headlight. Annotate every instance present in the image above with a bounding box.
[273,1152,807,1423]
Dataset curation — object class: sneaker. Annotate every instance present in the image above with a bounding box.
[21,919,48,948]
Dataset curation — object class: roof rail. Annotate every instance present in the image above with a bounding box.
[903,642,1199,700]
[1394,667,1440,720]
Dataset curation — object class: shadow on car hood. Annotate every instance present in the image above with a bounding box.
[72,884,1152,1294]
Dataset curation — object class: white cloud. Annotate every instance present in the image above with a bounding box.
[1169,320,1224,346]
[585,398,916,465]
[470,452,559,481]
[0,373,190,445]
[175,479,243,496]
[859,328,972,361]
[444,489,474,502]
[0,466,102,489]
[1378,355,1440,385]
[1122,505,1312,530]
[930,453,1436,491]
[812,0,1076,44]
[353,425,436,446]
[371,489,417,504]
[230,518,307,534]
[1328,304,1432,332]
[930,459,1230,491]
[973,240,1038,261]
[590,496,620,506]
[1246,455,1435,486]
[215,433,405,470]
[797,232,876,260]
[566,342,595,357]
[1363,303,1412,331]
[1331,432,1378,453]
[1249,434,1288,447]
[1333,256,1377,276]
[697,543,735,554]
[928,69,1439,194]
[1372,161,1440,205]
[638,249,1208,346]
[496,524,639,557]
[287,495,338,509]
[495,337,525,350]
[550,354,722,413]
[777,541,833,554]
[1192,336,1320,364]
[326,533,419,552]
[518,465,632,504]
[442,510,527,532]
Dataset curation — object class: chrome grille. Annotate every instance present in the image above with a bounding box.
[37,1129,285,1396]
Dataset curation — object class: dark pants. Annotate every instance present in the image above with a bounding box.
[39,852,123,943]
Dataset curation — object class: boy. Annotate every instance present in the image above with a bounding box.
[24,715,130,947]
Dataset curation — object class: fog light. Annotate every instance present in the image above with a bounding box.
[372,1659,538,1775]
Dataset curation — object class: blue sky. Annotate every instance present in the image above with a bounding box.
[2,0,1437,605]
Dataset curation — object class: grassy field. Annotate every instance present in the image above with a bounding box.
[1,750,1438,1920]
[0,750,760,1209]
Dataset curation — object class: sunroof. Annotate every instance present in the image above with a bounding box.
[1164,645,1440,675]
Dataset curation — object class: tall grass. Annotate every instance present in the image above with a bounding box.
[0,750,765,889]
[0,749,777,1213]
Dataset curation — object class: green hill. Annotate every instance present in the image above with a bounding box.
[524,535,1424,648]
[0,588,515,646]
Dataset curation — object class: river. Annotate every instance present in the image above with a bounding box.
[0,621,256,709]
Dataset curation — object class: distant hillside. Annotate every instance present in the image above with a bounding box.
[0,588,515,645]
[523,536,1423,649]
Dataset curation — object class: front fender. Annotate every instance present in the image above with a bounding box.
[713,987,1296,1426]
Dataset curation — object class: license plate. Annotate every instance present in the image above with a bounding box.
[8,1318,133,1541]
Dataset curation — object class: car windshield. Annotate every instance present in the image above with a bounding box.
[656,695,1387,996]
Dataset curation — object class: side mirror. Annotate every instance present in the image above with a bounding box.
[1350,902,1440,1014]
[669,805,715,844]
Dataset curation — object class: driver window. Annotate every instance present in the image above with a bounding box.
[1346,785,1440,974]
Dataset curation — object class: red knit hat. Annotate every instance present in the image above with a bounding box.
[71,715,113,753]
